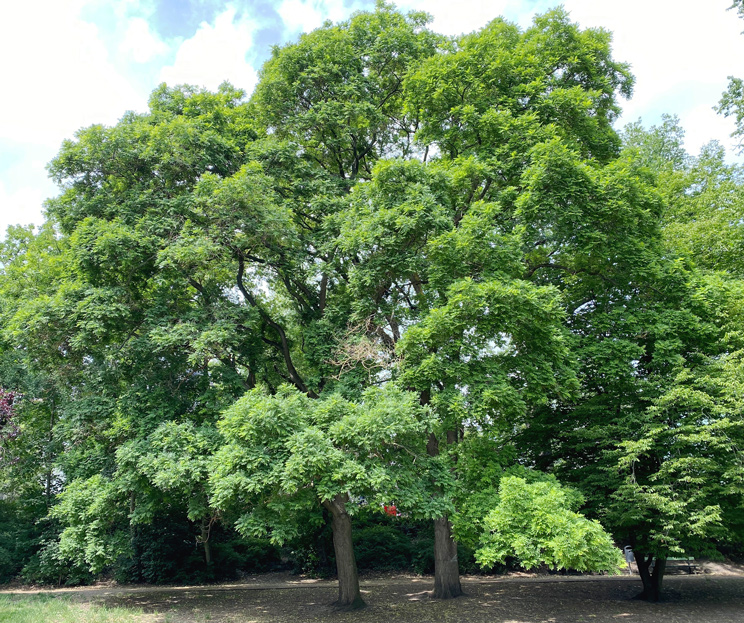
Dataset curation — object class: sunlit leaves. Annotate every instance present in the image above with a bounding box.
[475,475,623,572]
[211,385,449,543]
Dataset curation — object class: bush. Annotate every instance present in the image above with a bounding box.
[0,500,90,586]
[21,540,93,586]
[285,518,335,577]
[410,533,435,574]
[221,537,282,573]
[353,524,412,570]
[283,511,442,576]
[114,518,282,584]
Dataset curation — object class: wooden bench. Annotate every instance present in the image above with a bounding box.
[664,557,698,574]
[623,548,698,575]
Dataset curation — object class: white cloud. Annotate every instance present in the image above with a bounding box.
[560,0,743,98]
[0,0,150,236]
[277,0,327,33]
[680,103,740,158]
[119,17,169,63]
[277,0,361,35]
[0,180,46,237]
[0,2,147,147]
[159,6,259,93]
[276,0,518,39]
[560,0,744,160]
[396,0,534,36]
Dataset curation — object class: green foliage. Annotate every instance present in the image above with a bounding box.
[475,476,624,573]
[606,343,744,557]
[20,539,94,586]
[352,524,413,571]
[610,120,744,558]
[0,500,42,583]
[116,420,220,524]
[515,114,744,578]
[253,3,440,185]
[624,116,744,276]
[407,7,632,163]
[50,475,130,575]
[719,77,744,153]
[115,520,280,584]
[211,385,450,543]
[719,2,744,151]
[622,114,690,173]
[397,277,575,415]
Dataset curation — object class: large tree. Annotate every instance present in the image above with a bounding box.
[2,3,668,604]
[518,117,744,601]
[333,6,635,598]
[5,6,446,603]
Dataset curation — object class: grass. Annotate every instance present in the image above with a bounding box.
[0,593,152,623]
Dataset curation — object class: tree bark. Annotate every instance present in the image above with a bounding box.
[635,553,666,601]
[323,494,365,609]
[426,430,463,599]
[200,517,213,566]
[432,515,463,599]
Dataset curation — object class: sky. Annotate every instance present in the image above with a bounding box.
[1,0,743,237]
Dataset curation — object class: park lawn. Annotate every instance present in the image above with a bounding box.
[0,593,153,623]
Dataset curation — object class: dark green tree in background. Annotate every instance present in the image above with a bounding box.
[518,115,744,600]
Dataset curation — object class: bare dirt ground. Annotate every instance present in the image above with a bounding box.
[3,565,744,623]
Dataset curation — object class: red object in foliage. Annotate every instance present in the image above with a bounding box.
[384,504,398,516]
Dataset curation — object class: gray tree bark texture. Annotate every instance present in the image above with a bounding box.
[432,516,463,599]
[325,494,365,609]
[426,428,464,600]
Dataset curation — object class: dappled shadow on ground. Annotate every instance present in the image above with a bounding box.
[90,576,744,623]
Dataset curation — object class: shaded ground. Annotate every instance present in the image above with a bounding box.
[3,573,744,623]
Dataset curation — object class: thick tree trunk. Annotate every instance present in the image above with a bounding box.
[323,494,365,609]
[635,554,666,601]
[432,516,463,599]
[426,430,463,600]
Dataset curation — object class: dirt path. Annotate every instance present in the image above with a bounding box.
[0,573,658,598]
[3,572,744,623]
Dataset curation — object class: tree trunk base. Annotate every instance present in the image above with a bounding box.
[430,586,466,600]
[330,596,367,611]
[633,589,662,602]
[431,516,463,600]
[634,554,666,602]
[324,494,366,609]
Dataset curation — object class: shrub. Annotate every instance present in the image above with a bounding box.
[353,524,412,570]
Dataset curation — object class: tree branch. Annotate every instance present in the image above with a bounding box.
[236,255,316,397]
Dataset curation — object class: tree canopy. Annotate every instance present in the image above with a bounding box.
[0,2,742,607]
